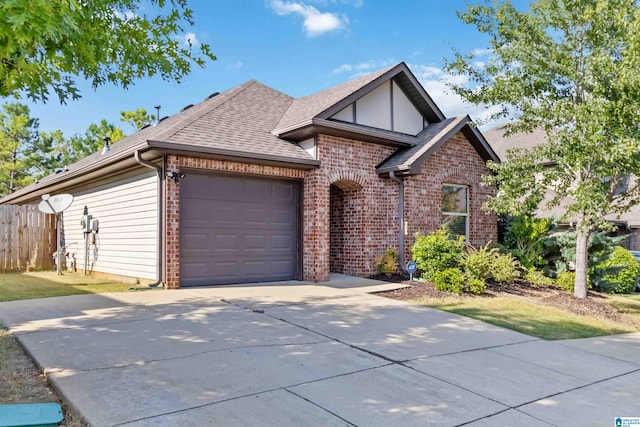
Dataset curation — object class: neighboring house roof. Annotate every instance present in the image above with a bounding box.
[483,124,549,161]
[1,62,496,204]
[484,123,640,229]
[377,115,499,175]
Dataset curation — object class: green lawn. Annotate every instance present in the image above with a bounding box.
[0,271,138,302]
[412,293,640,340]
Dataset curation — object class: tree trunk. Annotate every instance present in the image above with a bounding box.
[574,229,590,298]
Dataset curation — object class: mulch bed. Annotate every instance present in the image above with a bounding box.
[372,275,629,324]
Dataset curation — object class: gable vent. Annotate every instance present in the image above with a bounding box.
[181,104,194,112]
[206,92,220,100]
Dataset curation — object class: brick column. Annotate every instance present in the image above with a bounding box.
[303,170,330,281]
[164,155,181,289]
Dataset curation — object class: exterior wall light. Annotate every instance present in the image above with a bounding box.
[166,171,186,183]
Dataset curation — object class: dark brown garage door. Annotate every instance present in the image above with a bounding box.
[180,173,300,286]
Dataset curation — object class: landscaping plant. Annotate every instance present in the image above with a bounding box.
[526,269,555,288]
[375,248,399,277]
[462,243,520,286]
[550,231,628,292]
[556,271,576,293]
[594,246,640,294]
[411,228,464,280]
[431,268,465,294]
[499,215,554,270]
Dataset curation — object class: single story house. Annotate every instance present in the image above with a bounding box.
[484,124,640,249]
[1,62,499,288]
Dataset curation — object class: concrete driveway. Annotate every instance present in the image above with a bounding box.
[1,278,639,426]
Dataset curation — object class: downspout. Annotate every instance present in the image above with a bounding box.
[134,150,164,288]
[389,171,408,274]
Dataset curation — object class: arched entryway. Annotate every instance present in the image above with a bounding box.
[329,179,365,275]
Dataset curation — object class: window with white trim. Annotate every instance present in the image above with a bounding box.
[442,184,469,241]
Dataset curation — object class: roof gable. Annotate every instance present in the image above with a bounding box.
[376,115,500,175]
[273,62,445,139]
[329,79,426,136]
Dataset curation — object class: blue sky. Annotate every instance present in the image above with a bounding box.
[11,0,499,137]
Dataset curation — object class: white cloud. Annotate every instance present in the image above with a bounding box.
[270,0,348,36]
[408,63,503,130]
[113,9,138,21]
[304,0,363,8]
[332,58,396,76]
[227,61,244,70]
[179,32,200,48]
[471,48,492,57]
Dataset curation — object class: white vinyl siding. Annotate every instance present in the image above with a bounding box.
[329,79,426,135]
[392,81,423,135]
[332,104,354,123]
[299,138,317,159]
[356,81,392,130]
[61,169,158,280]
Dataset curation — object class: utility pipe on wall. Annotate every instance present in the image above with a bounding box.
[134,150,164,288]
[389,171,408,274]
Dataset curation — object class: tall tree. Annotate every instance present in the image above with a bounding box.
[0,103,39,196]
[28,130,67,179]
[120,108,155,131]
[67,120,126,163]
[446,0,640,298]
[0,0,216,103]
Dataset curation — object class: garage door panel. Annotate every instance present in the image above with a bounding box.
[272,235,294,250]
[180,174,299,286]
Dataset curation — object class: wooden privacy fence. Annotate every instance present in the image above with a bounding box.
[0,205,57,272]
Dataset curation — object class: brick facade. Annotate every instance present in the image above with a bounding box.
[163,131,497,288]
[404,132,499,249]
[310,135,398,281]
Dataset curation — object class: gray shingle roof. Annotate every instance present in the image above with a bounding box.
[155,80,312,160]
[377,116,470,174]
[483,124,548,161]
[273,64,397,134]
[1,80,315,204]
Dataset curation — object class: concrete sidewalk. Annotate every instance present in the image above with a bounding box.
[1,280,638,426]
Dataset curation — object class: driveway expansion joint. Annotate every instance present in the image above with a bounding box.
[400,337,540,363]
[283,388,359,426]
[44,340,332,373]
[11,317,150,336]
[512,366,640,410]
[111,365,388,427]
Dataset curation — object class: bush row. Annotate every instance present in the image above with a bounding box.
[375,218,640,295]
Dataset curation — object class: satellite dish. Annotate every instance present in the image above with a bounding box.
[38,194,74,214]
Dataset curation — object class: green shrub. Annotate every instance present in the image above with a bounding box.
[490,253,521,283]
[431,268,465,294]
[556,271,575,292]
[499,215,554,270]
[526,269,555,287]
[548,230,627,283]
[466,277,487,295]
[595,246,640,294]
[462,243,520,285]
[463,243,497,282]
[375,248,398,277]
[411,228,464,279]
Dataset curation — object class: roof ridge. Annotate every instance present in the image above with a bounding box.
[273,63,403,134]
[154,80,260,141]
